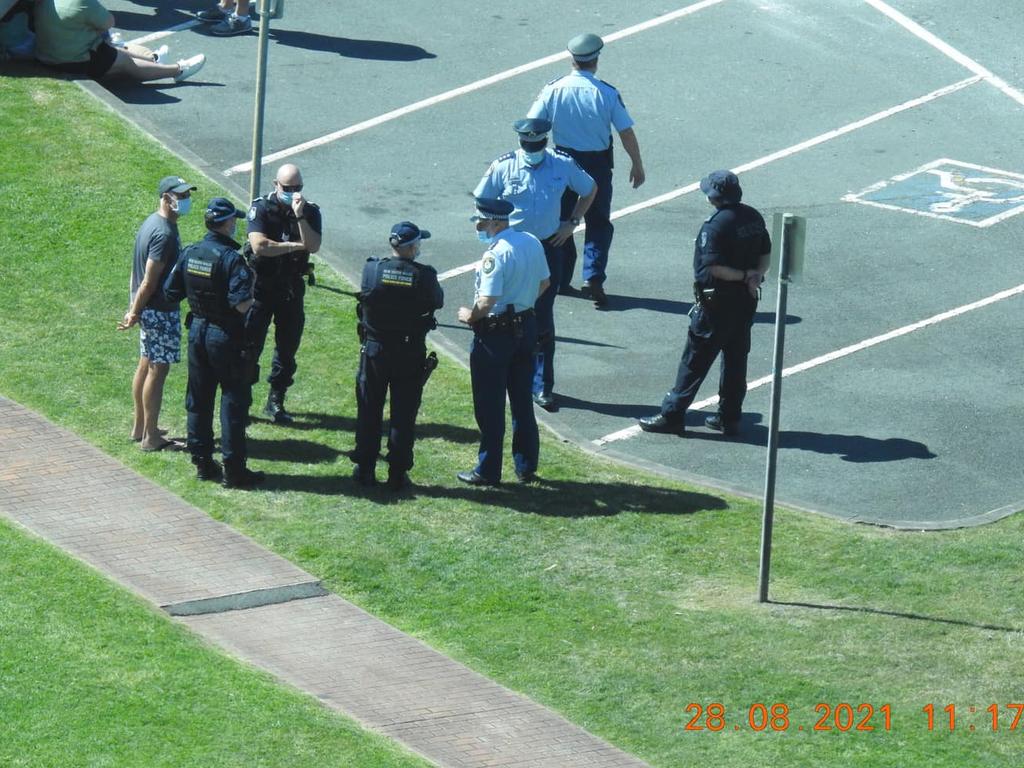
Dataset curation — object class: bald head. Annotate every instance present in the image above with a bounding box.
[275,163,303,186]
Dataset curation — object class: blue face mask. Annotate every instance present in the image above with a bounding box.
[278,191,294,205]
[477,230,493,244]
[171,196,191,215]
[523,150,545,166]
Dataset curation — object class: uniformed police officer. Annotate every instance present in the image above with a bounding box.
[639,171,771,437]
[164,198,265,489]
[474,118,596,411]
[246,163,323,425]
[457,198,550,485]
[527,32,646,306]
[352,221,444,490]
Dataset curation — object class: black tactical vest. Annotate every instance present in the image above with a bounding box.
[358,258,434,337]
[184,242,236,330]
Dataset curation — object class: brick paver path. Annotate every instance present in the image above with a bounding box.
[0,397,650,768]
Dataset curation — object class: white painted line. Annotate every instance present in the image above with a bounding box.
[863,0,1024,108]
[127,19,202,47]
[437,262,479,282]
[222,0,728,176]
[609,76,982,222]
[438,76,981,283]
[594,282,1024,447]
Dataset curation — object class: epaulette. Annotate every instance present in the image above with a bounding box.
[497,151,516,162]
[598,78,619,91]
[366,256,380,262]
[545,74,564,86]
[554,148,573,158]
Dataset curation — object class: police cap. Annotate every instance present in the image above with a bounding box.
[513,118,551,143]
[389,221,431,247]
[158,175,196,196]
[470,197,514,221]
[568,33,603,63]
[205,197,246,223]
[700,170,743,204]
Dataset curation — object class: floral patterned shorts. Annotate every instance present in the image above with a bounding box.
[139,308,181,364]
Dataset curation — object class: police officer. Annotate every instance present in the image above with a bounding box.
[457,198,550,485]
[246,163,323,425]
[639,171,771,437]
[164,198,265,489]
[474,118,596,411]
[352,221,444,490]
[527,32,646,306]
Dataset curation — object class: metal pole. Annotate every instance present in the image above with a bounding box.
[248,0,273,203]
[758,215,792,603]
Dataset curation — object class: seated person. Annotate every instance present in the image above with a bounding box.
[34,0,204,82]
[1,0,36,60]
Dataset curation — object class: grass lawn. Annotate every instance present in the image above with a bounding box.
[1,74,1022,767]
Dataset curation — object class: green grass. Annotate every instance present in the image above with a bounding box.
[0,519,430,768]
[2,75,1023,767]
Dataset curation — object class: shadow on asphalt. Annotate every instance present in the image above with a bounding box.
[261,30,436,61]
[685,423,936,463]
[770,600,1021,634]
[106,8,195,32]
[569,292,802,325]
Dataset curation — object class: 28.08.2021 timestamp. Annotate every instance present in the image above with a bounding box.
[684,703,892,732]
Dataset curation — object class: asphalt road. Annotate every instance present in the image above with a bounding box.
[84,0,1024,528]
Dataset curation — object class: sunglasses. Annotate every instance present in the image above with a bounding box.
[277,182,303,193]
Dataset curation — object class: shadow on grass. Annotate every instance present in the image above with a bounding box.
[770,600,1021,634]
[251,458,727,514]
[255,412,477,444]
[248,436,343,464]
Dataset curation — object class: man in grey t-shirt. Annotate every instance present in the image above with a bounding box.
[118,175,194,451]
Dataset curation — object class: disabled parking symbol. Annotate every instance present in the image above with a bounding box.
[843,159,1024,227]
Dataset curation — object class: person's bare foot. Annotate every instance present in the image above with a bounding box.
[132,427,167,442]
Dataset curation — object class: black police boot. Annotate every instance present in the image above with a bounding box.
[386,468,411,491]
[532,392,558,411]
[263,389,294,425]
[705,413,741,436]
[193,456,222,481]
[457,470,498,486]
[582,281,609,307]
[352,464,377,487]
[222,459,265,489]
[638,414,686,435]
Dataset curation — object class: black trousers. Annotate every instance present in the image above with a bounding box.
[352,337,426,473]
[185,320,252,463]
[661,298,756,423]
[248,284,305,394]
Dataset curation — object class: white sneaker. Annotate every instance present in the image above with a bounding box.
[174,54,205,83]
[152,44,169,63]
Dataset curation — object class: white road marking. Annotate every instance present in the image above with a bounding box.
[437,76,982,283]
[221,0,728,176]
[863,0,1024,108]
[594,282,1024,447]
[127,19,202,47]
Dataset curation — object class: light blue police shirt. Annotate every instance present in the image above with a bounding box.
[473,149,595,240]
[527,70,634,151]
[475,228,550,314]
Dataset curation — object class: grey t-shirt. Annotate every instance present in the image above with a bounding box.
[130,212,180,312]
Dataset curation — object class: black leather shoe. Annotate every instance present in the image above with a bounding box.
[515,470,538,484]
[532,392,557,411]
[583,281,608,307]
[222,466,265,489]
[457,470,498,486]
[194,457,222,481]
[638,414,686,435]
[386,470,410,490]
[352,465,376,486]
[263,391,294,425]
[705,414,741,436]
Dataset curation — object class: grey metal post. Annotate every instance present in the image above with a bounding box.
[757,214,793,603]
[247,0,274,203]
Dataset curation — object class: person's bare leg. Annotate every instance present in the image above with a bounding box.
[131,356,149,441]
[105,49,182,82]
[139,362,170,450]
[123,42,157,61]
[236,0,250,14]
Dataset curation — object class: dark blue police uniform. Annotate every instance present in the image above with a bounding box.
[246,192,323,421]
[352,222,444,489]
[164,199,261,486]
[640,171,771,435]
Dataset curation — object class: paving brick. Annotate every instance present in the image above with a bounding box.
[0,397,650,768]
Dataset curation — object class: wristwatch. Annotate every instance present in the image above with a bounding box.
[570,217,581,226]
